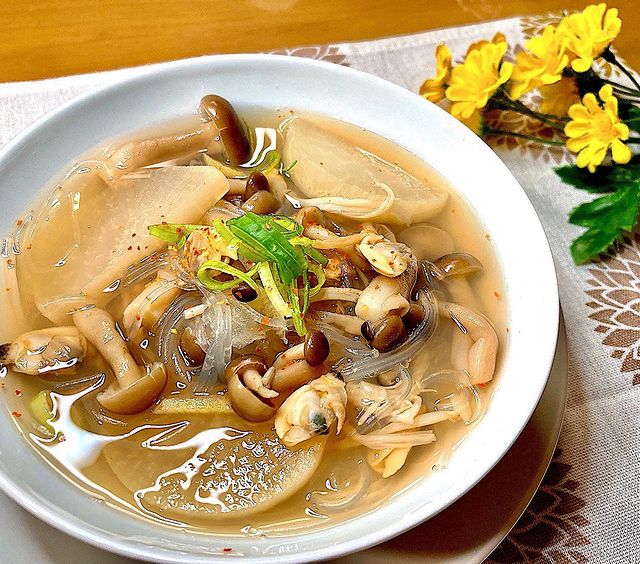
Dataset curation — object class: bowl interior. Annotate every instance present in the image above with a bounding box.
[0,54,558,563]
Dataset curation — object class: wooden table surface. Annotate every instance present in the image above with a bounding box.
[0,0,638,82]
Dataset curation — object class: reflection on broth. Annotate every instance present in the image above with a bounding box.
[0,97,506,536]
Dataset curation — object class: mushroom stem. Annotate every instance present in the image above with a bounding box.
[73,307,141,388]
[73,306,167,414]
[263,343,327,392]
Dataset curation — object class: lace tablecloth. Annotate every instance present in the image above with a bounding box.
[1,14,638,563]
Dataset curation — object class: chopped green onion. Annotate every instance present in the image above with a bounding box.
[258,262,291,317]
[203,150,281,179]
[29,390,54,433]
[281,160,298,178]
[197,260,260,291]
[227,213,306,284]
[148,223,207,248]
[288,281,306,336]
[288,236,329,265]
[212,219,261,263]
[272,216,304,236]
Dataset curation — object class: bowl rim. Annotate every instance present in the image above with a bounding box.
[0,53,559,563]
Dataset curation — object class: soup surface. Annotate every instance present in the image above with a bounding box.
[0,98,506,536]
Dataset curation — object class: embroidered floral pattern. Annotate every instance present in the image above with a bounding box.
[488,449,589,563]
[485,107,569,165]
[268,45,349,66]
[584,232,640,385]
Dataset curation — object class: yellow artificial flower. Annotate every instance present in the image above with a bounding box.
[466,32,507,56]
[557,3,622,73]
[539,78,581,116]
[564,84,631,172]
[420,44,452,103]
[508,25,569,100]
[446,40,513,120]
[456,109,484,135]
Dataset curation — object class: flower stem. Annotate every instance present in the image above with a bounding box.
[602,48,640,91]
[484,127,566,146]
[602,78,640,96]
[492,97,567,130]
[628,137,640,144]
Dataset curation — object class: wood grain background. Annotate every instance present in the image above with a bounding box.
[1,0,637,81]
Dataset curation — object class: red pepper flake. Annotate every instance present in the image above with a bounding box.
[132,233,137,237]
[128,246,133,251]
[6,259,14,267]
[11,411,21,418]
[136,245,141,251]
[477,383,487,388]
[25,243,32,250]
[15,219,23,226]
[135,314,141,321]
[223,548,233,553]
[14,389,22,396]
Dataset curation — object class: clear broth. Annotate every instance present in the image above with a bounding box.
[1,108,507,537]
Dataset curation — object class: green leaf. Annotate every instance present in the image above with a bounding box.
[569,184,639,229]
[571,228,621,265]
[556,155,640,193]
[619,102,640,133]
[569,184,640,264]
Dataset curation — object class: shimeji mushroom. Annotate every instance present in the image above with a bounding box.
[430,252,484,307]
[122,270,182,342]
[264,332,330,393]
[224,355,277,422]
[199,95,252,166]
[0,327,88,375]
[73,306,166,414]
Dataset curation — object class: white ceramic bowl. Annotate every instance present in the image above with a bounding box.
[0,54,558,563]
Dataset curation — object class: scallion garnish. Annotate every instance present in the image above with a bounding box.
[147,223,207,248]
[227,212,307,284]
[197,260,260,291]
[149,211,327,335]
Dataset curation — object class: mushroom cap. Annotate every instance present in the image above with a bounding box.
[97,363,167,415]
[227,372,276,422]
[223,354,268,383]
[199,95,251,166]
[433,253,483,277]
